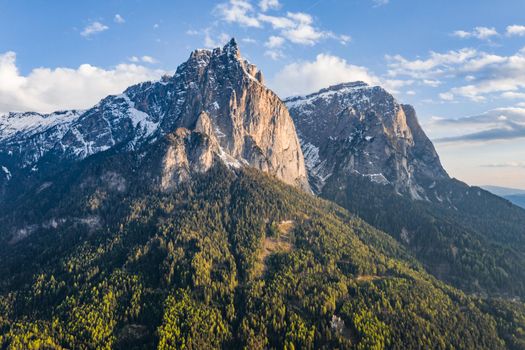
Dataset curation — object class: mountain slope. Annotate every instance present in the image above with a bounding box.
[286,82,525,298]
[0,142,522,349]
[0,38,309,206]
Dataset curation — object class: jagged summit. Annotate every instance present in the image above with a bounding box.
[0,39,309,194]
[285,81,448,198]
[222,37,241,57]
[286,81,371,102]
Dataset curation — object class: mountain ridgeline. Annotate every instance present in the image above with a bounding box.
[0,39,525,349]
[0,38,308,204]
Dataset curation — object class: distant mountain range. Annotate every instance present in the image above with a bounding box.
[483,185,525,209]
[1,39,525,349]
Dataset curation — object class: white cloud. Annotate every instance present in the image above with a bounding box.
[0,51,165,114]
[141,55,157,64]
[387,48,478,78]
[502,91,525,99]
[427,107,525,143]
[215,1,347,47]
[282,12,328,45]
[186,29,200,36]
[382,79,413,93]
[339,34,352,45]
[452,26,498,40]
[270,54,379,97]
[259,0,280,12]
[452,30,471,39]
[506,25,525,36]
[185,28,231,48]
[448,50,525,100]
[265,35,285,48]
[204,31,231,48]
[258,13,295,29]
[473,26,499,39]
[388,47,525,101]
[241,37,257,43]
[423,79,441,87]
[215,0,260,27]
[257,12,330,45]
[481,161,525,168]
[265,49,284,60]
[128,56,157,64]
[114,14,125,24]
[81,21,109,37]
[439,92,454,101]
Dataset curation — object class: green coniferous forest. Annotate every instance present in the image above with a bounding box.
[0,146,524,349]
[321,174,525,299]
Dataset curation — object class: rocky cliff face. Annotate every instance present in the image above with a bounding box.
[0,39,309,195]
[131,38,309,191]
[285,82,447,199]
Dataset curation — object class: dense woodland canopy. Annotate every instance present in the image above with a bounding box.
[322,173,525,299]
[0,144,524,349]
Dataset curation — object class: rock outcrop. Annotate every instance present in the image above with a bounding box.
[285,82,447,199]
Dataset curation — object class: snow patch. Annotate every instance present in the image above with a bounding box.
[285,82,373,111]
[217,146,242,169]
[1,166,11,180]
[299,140,332,191]
[364,173,390,185]
[118,94,159,138]
[0,110,82,142]
[301,142,320,170]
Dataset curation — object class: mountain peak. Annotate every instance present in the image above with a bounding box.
[286,81,448,198]
[223,37,240,57]
[188,38,241,62]
[285,81,373,105]
[0,40,309,193]
[325,81,370,91]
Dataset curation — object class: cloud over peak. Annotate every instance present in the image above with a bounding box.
[0,51,165,114]
[215,0,261,27]
[270,54,379,97]
[215,0,349,48]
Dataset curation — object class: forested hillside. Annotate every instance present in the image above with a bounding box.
[286,82,525,301]
[0,144,524,349]
[322,173,525,299]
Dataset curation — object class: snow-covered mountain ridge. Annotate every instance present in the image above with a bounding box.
[0,39,309,193]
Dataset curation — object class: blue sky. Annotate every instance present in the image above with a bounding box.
[1,0,525,188]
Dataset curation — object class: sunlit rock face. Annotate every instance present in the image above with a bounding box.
[0,39,310,193]
[286,82,448,199]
